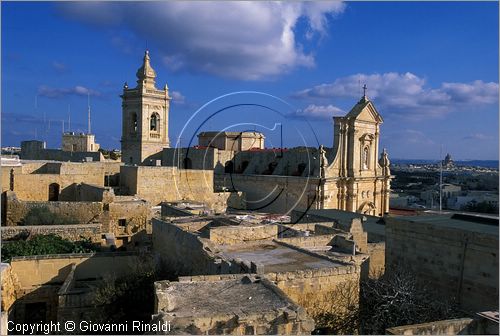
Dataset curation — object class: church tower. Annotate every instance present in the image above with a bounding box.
[328,86,392,216]
[121,50,170,164]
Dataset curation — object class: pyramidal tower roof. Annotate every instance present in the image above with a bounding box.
[136,50,157,88]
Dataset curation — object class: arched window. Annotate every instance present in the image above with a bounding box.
[183,158,192,169]
[131,113,138,132]
[224,161,234,173]
[362,147,369,170]
[48,183,60,201]
[150,113,159,131]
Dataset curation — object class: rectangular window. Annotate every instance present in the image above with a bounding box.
[118,219,126,227]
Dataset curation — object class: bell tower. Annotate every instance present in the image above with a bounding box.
[121,50,170,164]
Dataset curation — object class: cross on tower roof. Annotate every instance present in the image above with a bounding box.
[363,84,367,97]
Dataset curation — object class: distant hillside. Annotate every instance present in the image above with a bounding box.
[392,159,499,169]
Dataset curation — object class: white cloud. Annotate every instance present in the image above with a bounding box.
[170,90,186,104]
[385,129,435,145]
[38,85,101,98]
[52,61,68,73]
[292,104,344,120]
[462,133,494,141]
[57,1,345,80]
[292,72,498,119]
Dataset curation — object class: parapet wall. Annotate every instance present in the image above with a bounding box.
[1,224,101,242]
[209,224,278,245]
[9,252,142,289]
[385,217,499,312]
[152,219,235,276]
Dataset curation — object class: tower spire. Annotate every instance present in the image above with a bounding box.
[136,50,157,88]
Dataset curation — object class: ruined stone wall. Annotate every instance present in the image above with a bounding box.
[209,224,278,245]
[384,317,498,335]
[1,264,21,313]
[1,224,102,243]
[385,217,499,312]
[266,265,360,319]
[153,219,233,275]
[9,253,141,289]
[78,183,115,203]
[276,235,335,248]
[367,242,385,277]
[4,192,102,226]
[106,199,150,239]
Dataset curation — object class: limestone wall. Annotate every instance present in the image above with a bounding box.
[78,183,115,203]
[1,264,21,313]
[1,224,102,243]
[152,219,233,275]
[385,217,499,312]
[9,253,141,289]
[120,165,243,211]
[276,235,335,248]
[266,265,360,318]
[367,242,385,277]
[209,224,278,245]
[4,162,107,201]
[20,147,104,162]
[217,173,321,213]
[4,193,103,226]
[386,317,486,335]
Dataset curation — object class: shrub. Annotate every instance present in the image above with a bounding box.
[21,206,79,226]
[1,234,96,262]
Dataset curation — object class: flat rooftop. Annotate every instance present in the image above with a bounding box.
[219,241,342,273]
[155,276,291,317]
[390,213,499,235]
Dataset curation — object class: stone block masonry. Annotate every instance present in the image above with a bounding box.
[1,224,101,243]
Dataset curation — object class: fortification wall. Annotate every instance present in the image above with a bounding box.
[4,193,102,226]
[1,224,102,242]
[385,217,499,312]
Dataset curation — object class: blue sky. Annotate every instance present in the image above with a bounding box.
[2,1,498,160]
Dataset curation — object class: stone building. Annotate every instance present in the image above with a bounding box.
[152,213,363,322]
[62,132,100,152]
[197,131,265,151]
[121,50,171,165]
[153,274,315,334]
[120,51,392,216]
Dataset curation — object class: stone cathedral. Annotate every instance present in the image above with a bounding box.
[120,51,392,216]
